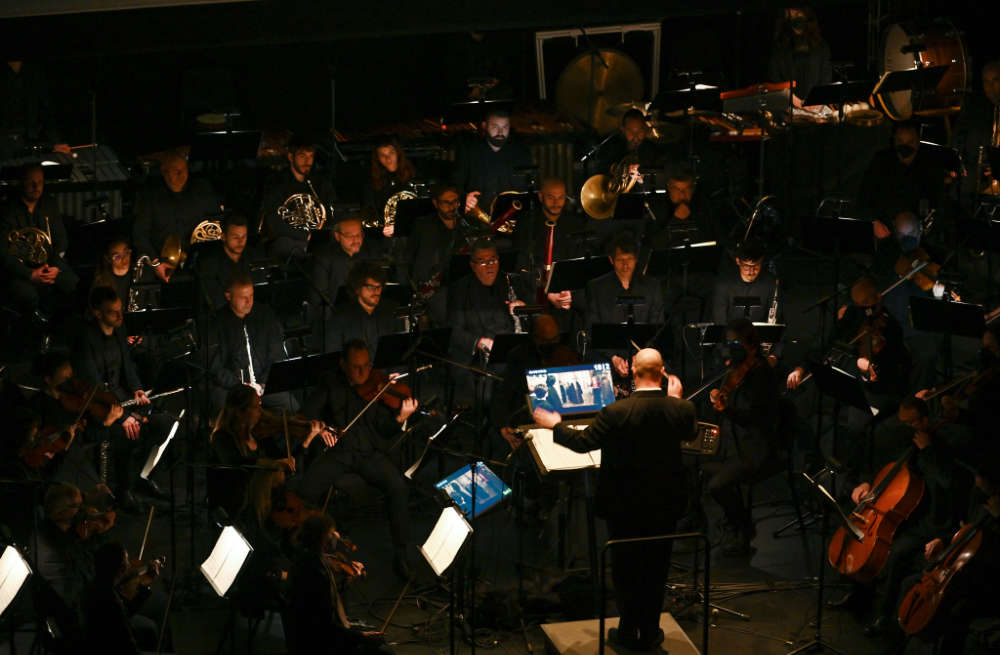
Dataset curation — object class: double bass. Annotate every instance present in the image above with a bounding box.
[897,515,992,636]
[827,447,925,582]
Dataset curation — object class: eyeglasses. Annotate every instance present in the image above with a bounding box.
[109,248,132,263]
[361,283,383,292]
[737,260,762,270]
[472,258,499,267]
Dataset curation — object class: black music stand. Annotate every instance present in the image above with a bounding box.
[158,279,199,309]
[392,198,435,239]
[871,66,948,115]
[590,322,668,359]
[124,307,193,334]
[189,130,261,163]
[909,297,986,379]
[545,256,613,293]
[264,352,342,397]
[372,328,453,370]
[483,334,532,365]
[804,80,871,110]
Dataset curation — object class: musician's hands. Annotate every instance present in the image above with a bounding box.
[856,357,872,375]
[914,388,931,399]
[476,337,494,354]
[320,426,339,448]
[52,143,72,155]
[851,482,871,505]
[152,261,172,283]
[465,191,481,214]
[532,407,561,429]
[872,220,891,240]
[547,290,572,310]
[31,265,59,285]
[103,403,124,427]
[507,299,525,315]
[398,398,419,422]
[912,428,931,450]
[126,335,144,346]
[247,382,264,397]
[924,538,944,561]
[122,415,141,440]
[501,427,523,450]
[837,304,848,320]
[382,224,395,238]
[786,366,805,390]
[709,388,726,412]
[792,93,804,108]
[666,374,683,399]
[279,456,297,473]
[302,420,326,448]
[133,389,150,406]
[611,355,629,378]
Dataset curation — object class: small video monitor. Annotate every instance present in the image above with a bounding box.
[525,362,615,416]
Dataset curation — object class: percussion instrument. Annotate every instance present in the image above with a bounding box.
[878,19,968,120]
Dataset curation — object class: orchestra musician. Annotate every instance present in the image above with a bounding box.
[405,184,463,292]
[594,108,665,176]
[1,163,79,321]
[532,348,693,651]
[446,238,526,372]
[92,237,136,307]
[453,107,533,216]
[289,514,391,654]
[259,133,336,261]
[196,213,255,311]
[836,397,964,641]
[299,339,418,580]
[711,239,782,329]
[74,286,175,509]
[362,135,417,238]
[645,165,719,250]
[132,153,221,280]
[706,319,782,556]
[953,60,1000,204]
[310,214,388,337]
[767,6,832,107]
[859,121,948,241]
[320,261,404,358]
[0,59,70,158]
[584,233,664,378]
[206,272,287,411]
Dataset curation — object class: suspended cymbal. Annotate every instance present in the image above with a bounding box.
[605,100,650,118]
[555,48,644,134]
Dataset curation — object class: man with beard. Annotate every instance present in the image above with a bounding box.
[594,109,666,179]
[453,108,533,217]
[133,154,221,282]
[406,184,463,290]
[954,60,1000,205]
[196,213,256,310]
[645,166,718,249]
[767,5,832,107]
[1,164,78,320]
[260,133,336,261]
[322,261,404,359]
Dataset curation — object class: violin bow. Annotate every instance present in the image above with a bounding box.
[282,408,292,460]
[322,485,334,514]
[156,576,176,655]
[138,506,155,562]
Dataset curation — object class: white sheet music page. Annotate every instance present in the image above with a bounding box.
[526,427,600,473]
[200,525,253,597]
[419,507,473,577]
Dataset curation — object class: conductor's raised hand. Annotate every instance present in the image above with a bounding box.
[532,407,561,429]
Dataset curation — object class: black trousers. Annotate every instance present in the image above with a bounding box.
[6,261,79,313]
[297,450,410,549]
[106,411,176,492]
[605,515,676,643]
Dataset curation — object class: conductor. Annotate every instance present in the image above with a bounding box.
[533,348,696,651]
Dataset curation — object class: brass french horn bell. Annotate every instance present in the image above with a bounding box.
[159,233,187,268]
[580,157,640,220]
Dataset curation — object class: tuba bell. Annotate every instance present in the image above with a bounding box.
[278,192,326,231]
[465,191,524,234]
[7,226,52,267]
[580,155,641,219]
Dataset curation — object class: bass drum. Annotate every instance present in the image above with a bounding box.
[878,19,968,120]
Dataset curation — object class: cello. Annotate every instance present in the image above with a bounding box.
[827,446,925,582]
[897,515,992,636]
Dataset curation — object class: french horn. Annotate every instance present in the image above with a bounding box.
[190,220,223,244]
[7,226,51,267]
[580,155,641,219]
[465,190,523,234]
[278,193,326,231]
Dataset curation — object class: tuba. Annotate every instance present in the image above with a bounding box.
[465,191,523,234]
[190,220,223,244]
[7,226,51,267]
[580,154,641,219]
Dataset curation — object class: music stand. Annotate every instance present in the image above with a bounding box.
[200,525,253,597]
[590,322,668,357]
[545,256,612,293]
[804,81,871,110]
[392,198,435,239]
[909,297,986,378]
[189,130,261,163]
[483,334,533,365]
[0,545,31,619]
[871,66,949,120]
[264,352,342,396]
[372,328,452,370]
[807,213,875,348]
[124,307,193,334]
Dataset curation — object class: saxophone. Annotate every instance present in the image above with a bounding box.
[128,255,153,312]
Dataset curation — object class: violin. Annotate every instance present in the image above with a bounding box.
[325,535,366,581]
[270,488,324,531]
[255,408,337,444]
[356,368,414,412]
[895,247,941,292]
[897,515,991,636]
[119,556,166,599]
[711,356,762,412]
[74,502,118,540]
[20,422,81,469]
[827,445,925,582]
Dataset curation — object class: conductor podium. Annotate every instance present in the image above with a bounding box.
[540,614,700,655]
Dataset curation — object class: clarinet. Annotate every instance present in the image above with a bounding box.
[768,278,780,324]
[506,273,527,334]
[243,323,258,391]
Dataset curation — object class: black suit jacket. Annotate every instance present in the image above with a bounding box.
[74,323,142,400]
[553,388,696,521]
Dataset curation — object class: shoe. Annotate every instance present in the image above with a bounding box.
[826,588,862,610]
[638,628,665,650]
[135,477,169,500]
[863,615,888,638]
[607,627,642,650]
[720,524,753,557]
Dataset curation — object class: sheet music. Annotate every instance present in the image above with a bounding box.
[141,409,184,480]
[200,526,253,597]
[0,546,32,617]
[418,507,472,577]
[405,419,451,480]
[526,427,600,473]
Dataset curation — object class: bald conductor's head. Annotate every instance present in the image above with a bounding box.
[632,348,664,383]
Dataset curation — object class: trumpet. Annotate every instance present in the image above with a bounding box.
[580,155,641,219]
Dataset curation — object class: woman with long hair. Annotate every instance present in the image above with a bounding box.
[363,135,417,238]
[91,236,134,303]
[767,5,832,107]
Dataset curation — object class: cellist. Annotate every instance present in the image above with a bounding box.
[705,319,781,556]
[834,397,965,643]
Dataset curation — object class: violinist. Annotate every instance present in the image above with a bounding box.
[299,339,418,580]
[289,514,389,655]
[74,286,174,509]
[838,397,964,640]
[705,319,781,556]
[209,384,327,471]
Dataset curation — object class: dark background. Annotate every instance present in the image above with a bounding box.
[1,0,996,161]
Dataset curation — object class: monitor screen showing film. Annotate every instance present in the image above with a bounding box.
[435,462,511,519]
[525,362,615,416]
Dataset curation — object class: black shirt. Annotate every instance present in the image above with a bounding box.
[321,297,403,357]
[207,304,285,391]
[584,271,664,328]
[196,243,254,311]
[767,41,832,102]
[452,138,533,210]
[301,370,400,456]
[1,195,69,278]
[447,273,520,358]
[259,170,336,247]
[133,177,220,259]
[309,240,387,327]
[644,196,719,251]
[74,323,142,402]
[594,135,666,177]
[512,208,592,272]
[405,213,461,287]
[857,148,946,223]
[711,269,782,325]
